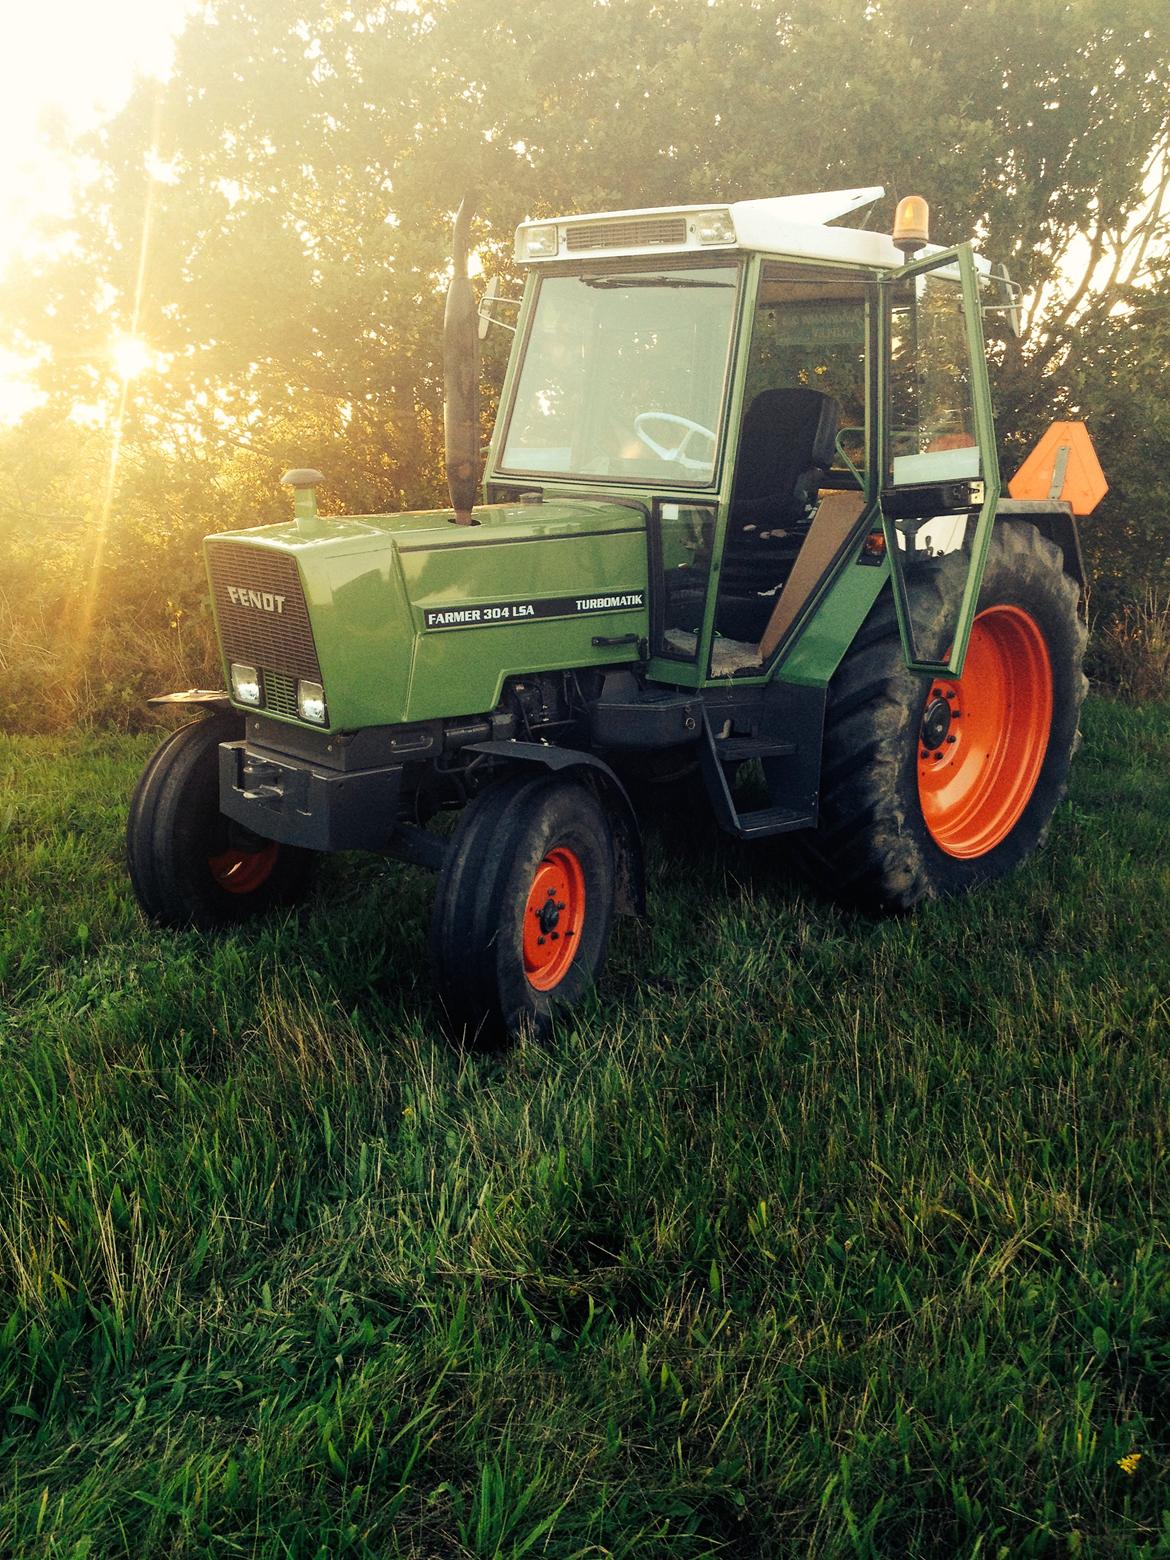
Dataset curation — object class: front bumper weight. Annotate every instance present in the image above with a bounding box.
[218,740,403,853]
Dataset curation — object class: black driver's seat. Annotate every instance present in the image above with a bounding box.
[729,387,840,528]
[716,387,841,642]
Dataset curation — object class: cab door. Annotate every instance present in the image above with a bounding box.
[879,244,1000,675]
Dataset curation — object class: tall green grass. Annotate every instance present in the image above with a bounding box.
[1,701,1168,1556]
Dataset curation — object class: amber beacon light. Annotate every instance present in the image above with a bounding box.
[893,195,929,255]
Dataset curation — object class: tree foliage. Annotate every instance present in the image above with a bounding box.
[1,0,1168,725]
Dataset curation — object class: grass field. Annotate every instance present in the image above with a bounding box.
[1,699,1168,1557]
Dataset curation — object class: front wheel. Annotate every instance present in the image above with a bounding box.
[791,523,1087,910]
[127,713,316,928]
[430,773,617,1045]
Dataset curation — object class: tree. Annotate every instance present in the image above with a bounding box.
[1,0,1168,728]
[9,1,1168,481]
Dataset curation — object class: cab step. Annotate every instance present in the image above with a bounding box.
[714,736,797,762]
[732,805,811,838]
[700,713,814,840]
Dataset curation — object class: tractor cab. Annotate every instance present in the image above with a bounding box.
[488,189,1001,686]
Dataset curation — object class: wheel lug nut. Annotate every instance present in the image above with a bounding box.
[945,690,956,700]
[946,735,956,744]
[537,936,546,945]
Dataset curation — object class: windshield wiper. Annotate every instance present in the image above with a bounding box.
[583,276,734,290]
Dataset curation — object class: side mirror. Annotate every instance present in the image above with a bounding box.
[984,263,1024,338]
[477,275,521,340]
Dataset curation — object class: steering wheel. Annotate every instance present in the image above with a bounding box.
[634,411,717,473]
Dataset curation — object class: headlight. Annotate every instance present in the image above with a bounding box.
[696,209,736,245]
[230,662,261,706]
[296,679,327,725]
[516,223,558,261]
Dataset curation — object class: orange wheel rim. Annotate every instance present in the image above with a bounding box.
[917,605,1053,859]
[523,846,586,991]
[208,841,279,894]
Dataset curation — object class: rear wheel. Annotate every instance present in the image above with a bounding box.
[430,773,616,1044]
[916,603,1053,858]
[127,713,316,928]
[792,523,1086,909]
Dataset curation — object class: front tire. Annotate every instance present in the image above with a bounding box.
[127,713,316,928]
[430,773,616,1045]
[792,523,1087,910]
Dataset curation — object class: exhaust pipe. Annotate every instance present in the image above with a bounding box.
[444,191,480,525]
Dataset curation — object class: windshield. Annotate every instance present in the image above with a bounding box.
[500,265,740,485]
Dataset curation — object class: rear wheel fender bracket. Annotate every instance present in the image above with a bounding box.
[994,503,1085,592]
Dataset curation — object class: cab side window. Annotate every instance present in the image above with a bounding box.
[745,265,867,473]
[713,267,867,647]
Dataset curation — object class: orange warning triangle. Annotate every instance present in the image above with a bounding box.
[1007,421,1107,517]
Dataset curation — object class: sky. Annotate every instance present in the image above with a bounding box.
[0,0,195,421]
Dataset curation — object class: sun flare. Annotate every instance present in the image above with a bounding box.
[111,332,152,382]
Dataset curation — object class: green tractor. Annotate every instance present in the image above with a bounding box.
[128,187,1105,1041]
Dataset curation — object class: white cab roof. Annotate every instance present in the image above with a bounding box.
[514,186,982,272]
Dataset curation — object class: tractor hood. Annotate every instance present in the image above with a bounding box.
[205,498,649,731]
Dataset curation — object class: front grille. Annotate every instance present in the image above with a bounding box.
[262,669,299,719]
[564,216,688,252]
[206,540,322,682]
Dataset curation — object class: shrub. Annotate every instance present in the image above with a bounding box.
[0,588,220,734]
[1089,588,1170,704]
